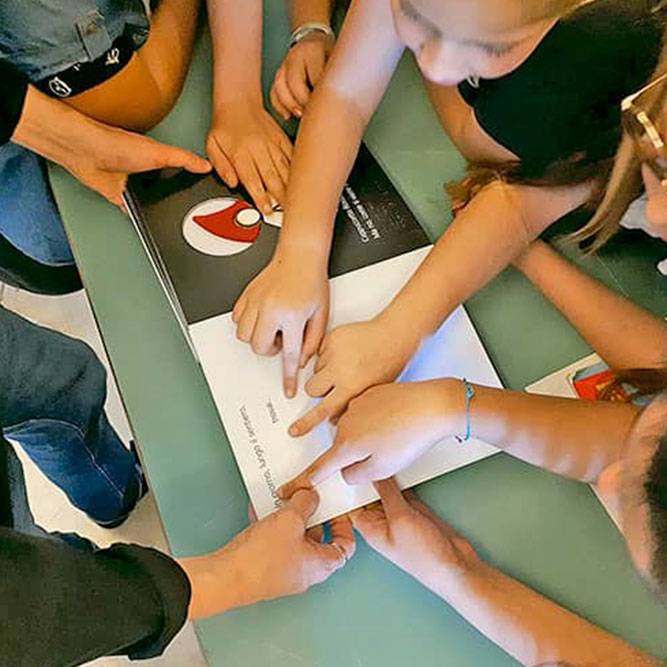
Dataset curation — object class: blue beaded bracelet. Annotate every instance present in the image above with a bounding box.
[455,378,476,444]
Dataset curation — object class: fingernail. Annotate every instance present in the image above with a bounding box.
[294,109,302,118]
[288,424,299,437]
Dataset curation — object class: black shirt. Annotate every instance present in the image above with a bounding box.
[0,436,192,665]
[0,60,28,145]
[458,0,664,178]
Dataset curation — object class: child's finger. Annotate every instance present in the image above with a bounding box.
[328,515,356,561]
[300,308,328,369]
[235,154,273,217]
[280,440,362,500]
[288,390,346,436]
[250,310,280,356]
[272,68,301,119]
[236,306,259,343]
[373,478,410,520]
[305,368,334,398]
[206,139,238,188]
[282,322,306,399]
[306,525,324,543]
[286,58,311,108]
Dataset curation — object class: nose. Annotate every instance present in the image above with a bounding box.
[416,39,470,87]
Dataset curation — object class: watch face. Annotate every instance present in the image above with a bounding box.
[182,198,282,257]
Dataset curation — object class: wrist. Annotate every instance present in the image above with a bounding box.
[374,307,424,355]
[213,88,263,116]
[178,545,252,620]
[12,87,86,166]
[432,378,469,439]
[431,553,489,603]
[274,236,330,271]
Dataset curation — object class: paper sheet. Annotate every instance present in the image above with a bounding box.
[191,248,502,526]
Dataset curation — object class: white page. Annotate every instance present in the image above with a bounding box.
[526,355,620,529]
[191,247,502,526]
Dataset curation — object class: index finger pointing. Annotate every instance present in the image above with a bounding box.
[282,321,305,399]
[373,478,410,519]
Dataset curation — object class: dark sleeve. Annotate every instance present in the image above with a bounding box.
[458,0,663,177]
[0,61,29,145]
[0,528,191,665]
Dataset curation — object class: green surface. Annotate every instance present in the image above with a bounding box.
[50,3,667,665]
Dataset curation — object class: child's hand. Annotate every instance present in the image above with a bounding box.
[351,479,480,594]
[207,103,293,216]
[233,255,330,398]
[288,318,420,436]
[181,488,355,619]
[281,380,461,496]
[270,33,335,120]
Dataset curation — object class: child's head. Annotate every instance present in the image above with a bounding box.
[390,0,588,85]
[597,392,667,599]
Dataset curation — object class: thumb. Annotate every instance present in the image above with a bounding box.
[285,488,320,522]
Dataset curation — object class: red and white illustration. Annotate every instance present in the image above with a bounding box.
[182,197,283,256]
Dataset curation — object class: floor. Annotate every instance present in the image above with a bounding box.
[1,284,207,667]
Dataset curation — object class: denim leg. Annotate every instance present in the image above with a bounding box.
[0,306,143,525]
[4,439,97,551]
[0,143,74,266]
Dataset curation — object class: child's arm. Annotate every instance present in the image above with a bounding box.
[233,0,405,397]
[515,240,667,369]
[206,0,293,215]
[282,379,639,497]
[290,179,595,436]
[270,1,335,120]
[353,480,661,667]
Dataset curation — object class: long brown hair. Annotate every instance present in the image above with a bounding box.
[571,24,667,251]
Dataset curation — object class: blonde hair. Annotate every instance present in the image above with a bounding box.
[572,21,667,251]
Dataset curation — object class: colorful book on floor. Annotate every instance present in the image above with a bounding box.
[124,144,502,526]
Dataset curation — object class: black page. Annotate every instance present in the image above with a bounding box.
[127,144,430,325]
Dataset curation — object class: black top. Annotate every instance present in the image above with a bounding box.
[0,436,192,665]
[458,0,664,177]
[0,60,28,145]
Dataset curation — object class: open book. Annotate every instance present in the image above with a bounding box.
[125,145,502,525]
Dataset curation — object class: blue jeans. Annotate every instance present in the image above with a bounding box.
[0,306,144,526]
[0,0,150,266]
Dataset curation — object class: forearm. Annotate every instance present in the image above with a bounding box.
[0,529,190,663]
[207,0,263,107]
[516,240,667,369]
[380,182,594,347]
[276,0,403,265]
[435,560,660,666]
[179,547,248,620]
[289,0,333,28]
[437,379,638,481]
[277,88,365,264]
[12,86,94,166]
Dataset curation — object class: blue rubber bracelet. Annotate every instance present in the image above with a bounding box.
[455,378,475,444]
